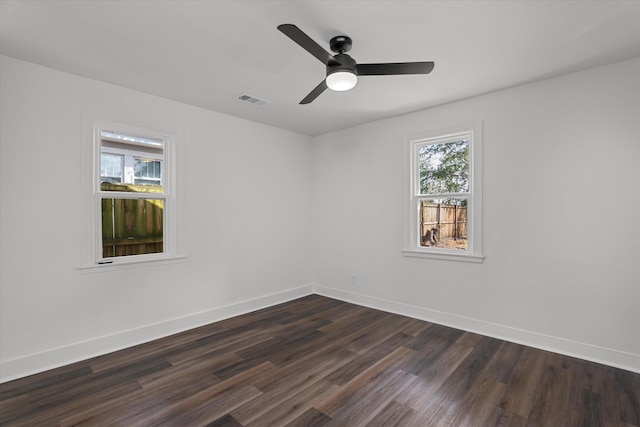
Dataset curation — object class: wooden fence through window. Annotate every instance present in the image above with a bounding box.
[101,183,164,257]
[420,202,467,241]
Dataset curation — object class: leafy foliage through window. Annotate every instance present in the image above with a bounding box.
[419,139,469,202]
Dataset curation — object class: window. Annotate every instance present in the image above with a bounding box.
[403,123,483,262]
[134,158,162,185]
[99,130,166,259]
[81,119,183,268]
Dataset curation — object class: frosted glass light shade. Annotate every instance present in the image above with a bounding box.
[326,71,357,91]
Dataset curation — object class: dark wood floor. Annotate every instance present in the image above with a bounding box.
[1,295,638,426]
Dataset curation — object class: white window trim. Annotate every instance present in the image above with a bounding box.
[79,112,185,270]
[402,122,484,263]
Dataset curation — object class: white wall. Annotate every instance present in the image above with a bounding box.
[0,56,313,382]
[311,58,640,372]
[2,55,638,383]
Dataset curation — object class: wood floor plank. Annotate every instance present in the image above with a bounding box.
[231,349,354,424]
[494,346,552,419]
[156,385,262,427]
[136,352,239,389]
[525,354,574,426]
[445,369,506,426]
[483,406,526,427]
[345,313,417,355]
[58,356,232,426]
[399,317,433,337]
[325,331,415,386]
[168,329,275,366]
[206,413,244,427]
[602,367,640,426]
[28,356,168,409]
[394,341,473,411]
[284,407,332,427]
[325,368,417,426]
[250,346,356,395]
[128,362,273,427]
[366,400,416,427]
[87,333,202,374]
[412,338,503,425]
[0,393,28,426]
[0,364,93,400]
[314,346,415,417]
[484,340,526,384]
[1,295,638,427]
[244,379,338,427]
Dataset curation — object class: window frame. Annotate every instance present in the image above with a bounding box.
[402,122,484,263]
[80,116,184,269]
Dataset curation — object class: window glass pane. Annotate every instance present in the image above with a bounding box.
[100,130,164,148]
[419,139,469,195]
[419,198,467,250]
[100,154,123,183]
[134,158,162,185]
[101,198,164,258]
[100,130,164,193]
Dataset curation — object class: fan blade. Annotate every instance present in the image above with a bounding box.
[278,24,337,66]
[356,62,435,76]
[300,80,328,104]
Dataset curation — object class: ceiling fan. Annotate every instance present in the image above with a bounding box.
[277,24,435,104]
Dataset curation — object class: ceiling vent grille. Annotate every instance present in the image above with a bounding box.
[238,93,271,106]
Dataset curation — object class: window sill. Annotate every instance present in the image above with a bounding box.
[78,254,186,272]
[401,249,484,263]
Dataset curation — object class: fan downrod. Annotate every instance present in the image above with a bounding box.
[330,36,352,53]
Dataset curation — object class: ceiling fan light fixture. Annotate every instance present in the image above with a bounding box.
[326,70,357,91]
[277,24,434,104]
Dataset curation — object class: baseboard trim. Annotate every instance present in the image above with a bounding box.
[3,283,637,383]
[314,285,640,374]
[0,284,314,383]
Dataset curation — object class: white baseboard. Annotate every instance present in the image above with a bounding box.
[3,283,637,383]
[314,285,640,374]
[0,284,314,383]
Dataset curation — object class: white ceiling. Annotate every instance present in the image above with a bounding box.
[1,0,639,136]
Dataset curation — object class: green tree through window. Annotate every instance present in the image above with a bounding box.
[419,139,469,206]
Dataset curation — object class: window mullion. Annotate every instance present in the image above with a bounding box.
[98,191,167,200]
[416,192,469,200]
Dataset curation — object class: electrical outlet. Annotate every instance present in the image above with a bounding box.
[351,275,356,285]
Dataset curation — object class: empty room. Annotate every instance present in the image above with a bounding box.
[0,1,638,425]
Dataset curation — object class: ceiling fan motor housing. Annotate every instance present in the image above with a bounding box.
[330,35,352,53]
[327,53,357,76]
